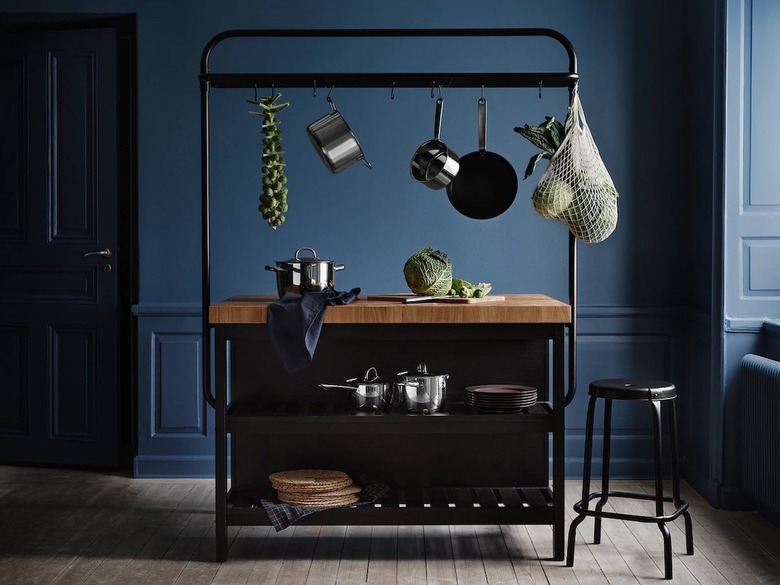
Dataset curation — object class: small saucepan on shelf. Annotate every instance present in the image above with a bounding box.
[319,366,394,412]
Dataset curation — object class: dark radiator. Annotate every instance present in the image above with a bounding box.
[741,354,780,520]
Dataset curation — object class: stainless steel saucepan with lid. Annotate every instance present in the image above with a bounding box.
[265,246,345,297]
[319,366,394,412]
[396,362,449,413]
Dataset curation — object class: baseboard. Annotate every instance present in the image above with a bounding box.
[683,465,721,507]
[133,455,215,478]
[720,485,756,511]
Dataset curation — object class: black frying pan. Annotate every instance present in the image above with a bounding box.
[447,97,518,219]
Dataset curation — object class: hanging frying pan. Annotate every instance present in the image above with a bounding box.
[446,97,518,219]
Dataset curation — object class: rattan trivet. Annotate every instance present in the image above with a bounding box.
[277,492,360,507]
[269,469,353,493]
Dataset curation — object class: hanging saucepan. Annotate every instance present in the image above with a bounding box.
[319,367,394,412]
[307,96,372,174]
[410,97,459,189]
[446,97,518,219]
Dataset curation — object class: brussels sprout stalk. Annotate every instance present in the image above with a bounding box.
[249,93,290,229]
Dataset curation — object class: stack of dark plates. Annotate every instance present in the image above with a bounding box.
[464,385,537,414]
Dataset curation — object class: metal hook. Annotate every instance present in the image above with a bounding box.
[431,82,436,99]
[313,79,317,98]
[390,81,395,101]
[271,84,275,98]
[327,84,334,101]
[539,80,543,99]
[437,85,443,99]
[253,84,258,102]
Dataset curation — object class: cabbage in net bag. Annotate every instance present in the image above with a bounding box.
[532,91,618,243]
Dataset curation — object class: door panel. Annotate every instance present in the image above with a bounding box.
[0,28,118,467]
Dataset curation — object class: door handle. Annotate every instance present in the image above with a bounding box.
[84,247,112,258]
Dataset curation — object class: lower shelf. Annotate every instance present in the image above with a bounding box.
[226,485,555,526]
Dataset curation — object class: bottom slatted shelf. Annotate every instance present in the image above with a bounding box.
[226,486,555,526]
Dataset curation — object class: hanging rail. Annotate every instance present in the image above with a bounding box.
[200,28,580,409]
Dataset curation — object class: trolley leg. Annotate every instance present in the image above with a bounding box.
[215,327,228,562]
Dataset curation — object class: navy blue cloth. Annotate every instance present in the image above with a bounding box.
[268,288,361,372]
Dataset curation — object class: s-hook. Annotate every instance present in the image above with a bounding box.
[313,79,317,98]
[390,81,395,100]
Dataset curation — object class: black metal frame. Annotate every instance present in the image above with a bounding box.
[199,28,580,562]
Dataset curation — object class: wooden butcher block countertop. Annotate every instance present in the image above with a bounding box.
[209,294,571,325]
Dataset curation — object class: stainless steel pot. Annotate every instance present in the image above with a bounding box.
[307,97,372,174]
[319,366,394,412]
[410,97,459,189]
[397,362,449,413]
[265,246,345,297]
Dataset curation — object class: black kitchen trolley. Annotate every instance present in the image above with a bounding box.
[199,29,580,562]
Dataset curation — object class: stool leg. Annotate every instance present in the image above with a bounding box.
[651,399,673,579]
[668,398,694,555]
[594,398,612,544]
[567,393,598,567]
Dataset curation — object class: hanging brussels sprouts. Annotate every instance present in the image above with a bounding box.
[248,92,290,229]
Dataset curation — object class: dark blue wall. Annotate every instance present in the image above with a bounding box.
[6,0,745,490]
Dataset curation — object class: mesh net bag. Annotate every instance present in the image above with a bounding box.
[531,90,619,243]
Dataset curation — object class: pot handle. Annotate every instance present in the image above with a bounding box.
[478,96,487,153]
[334,264,346,271]
[265,265,285,272]
[318,383,357,393]
[396,373,421,387]
[294,246,318,260]
[433,97,444,141]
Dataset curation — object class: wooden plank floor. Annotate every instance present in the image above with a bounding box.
[1,466,779,584]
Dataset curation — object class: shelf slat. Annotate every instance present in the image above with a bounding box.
[227,486,555,527]
[226,401,554,434]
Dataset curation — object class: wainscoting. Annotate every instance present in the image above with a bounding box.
[134,306,213,477]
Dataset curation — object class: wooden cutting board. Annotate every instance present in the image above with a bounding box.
[365,294,506,304]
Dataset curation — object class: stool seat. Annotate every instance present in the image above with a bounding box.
[568,378,693,579]
[589,378,676,401]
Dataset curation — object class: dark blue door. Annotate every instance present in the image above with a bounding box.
[0,28,119,466]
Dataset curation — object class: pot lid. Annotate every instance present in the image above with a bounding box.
[347,366,393,385]
[278,246,333,265]
[399,362,448,378]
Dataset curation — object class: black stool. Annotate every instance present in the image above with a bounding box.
[567,379,694,579]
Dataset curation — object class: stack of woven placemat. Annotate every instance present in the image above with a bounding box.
[258,469,389,531]
[269,469,362,507]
